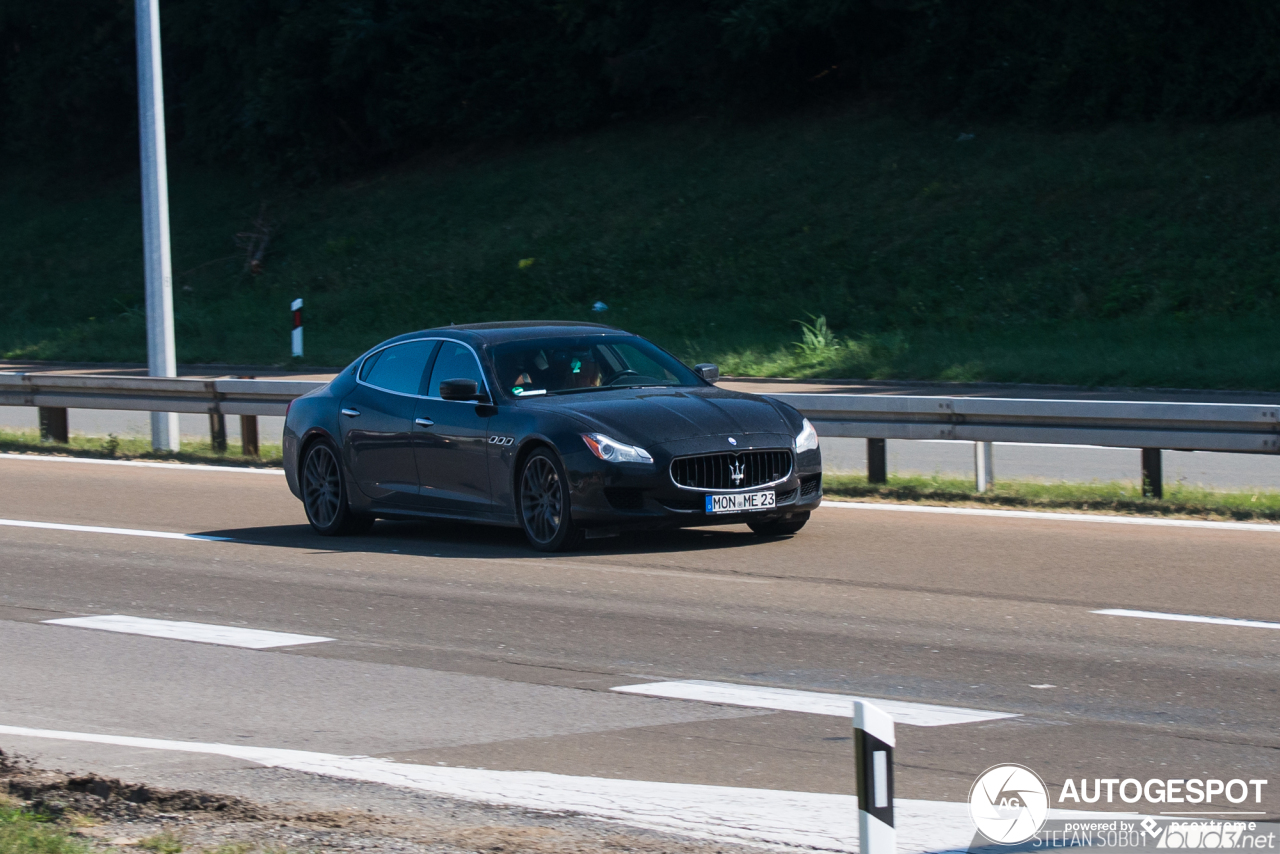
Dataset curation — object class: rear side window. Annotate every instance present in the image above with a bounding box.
[428,342,486,398]
[362,340,438,395]
[358,351,382,381]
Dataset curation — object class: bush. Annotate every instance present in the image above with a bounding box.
[12,1,1280,179]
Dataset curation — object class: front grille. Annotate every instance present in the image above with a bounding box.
[605,488,645,511]
[670,449,793,491]
[800,475,821,499]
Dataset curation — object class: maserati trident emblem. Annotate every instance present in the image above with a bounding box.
[729,459,745,486]
[727,437,737,446]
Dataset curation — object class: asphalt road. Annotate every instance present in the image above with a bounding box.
[0,454,1277,843]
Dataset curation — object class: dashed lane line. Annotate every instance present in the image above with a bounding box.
[611,680,1018,727]
[42,615,333,649]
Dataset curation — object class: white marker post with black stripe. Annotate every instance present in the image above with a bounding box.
[291,298,303,358]
[854,699,895,854]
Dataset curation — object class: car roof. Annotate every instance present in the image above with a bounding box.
[386,321,627,347]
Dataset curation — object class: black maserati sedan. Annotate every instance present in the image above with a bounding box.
[283,322,822,551]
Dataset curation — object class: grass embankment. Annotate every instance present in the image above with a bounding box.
[823,473,1280,523]
[0,798,284,854]
[0,430,283,468]
[5,110,1280,388]
[0,798,87,854]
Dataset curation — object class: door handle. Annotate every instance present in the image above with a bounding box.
[341,408,361,418]
[415,418,434,428]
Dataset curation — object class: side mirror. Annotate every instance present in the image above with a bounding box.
[439,378,487,402]
[694,363,720,383]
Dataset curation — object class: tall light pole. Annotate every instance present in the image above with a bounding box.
[135,0,179,451]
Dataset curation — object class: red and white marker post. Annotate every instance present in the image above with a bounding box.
[291,298,303,358]
[854,699,895,854]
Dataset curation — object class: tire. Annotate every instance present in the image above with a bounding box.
[300,439,375,536]
[518,448,584,552]
[748,512,809,537]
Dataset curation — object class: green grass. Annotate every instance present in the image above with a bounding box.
[5,108,1280,388]
[823,473,1280,522]
[0,430,283,468]
[137,831,184,854]
[0,801,89,854]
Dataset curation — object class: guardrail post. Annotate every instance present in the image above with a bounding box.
[854,699,895,854]
[867,439,887,484]
[975,441,994,492]
[1142,448,1163,499]
[240,414,259,457]
[38,407,69,444]
[209,412,227,453]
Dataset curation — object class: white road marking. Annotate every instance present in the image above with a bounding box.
[0,453,284,474]
[0,724,1138,854]
[0,518,231,541]
[42,615,333,648]
[610,680,1018,727]
[1093,608,1280,630]
[820,500,1280,532]
[42,615,332,648]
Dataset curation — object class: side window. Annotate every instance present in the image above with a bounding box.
[362,340,438,395]
[358,350,383,381]
[428,342,486,398]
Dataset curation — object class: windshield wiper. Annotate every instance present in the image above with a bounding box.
[546,384,670,396]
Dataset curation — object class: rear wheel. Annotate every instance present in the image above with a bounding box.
[748,512,809,537]
[518,449,584,552]
[301,439,374,536]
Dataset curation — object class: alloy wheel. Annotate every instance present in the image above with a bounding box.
[303,443,343,529]
[520,455,563,544]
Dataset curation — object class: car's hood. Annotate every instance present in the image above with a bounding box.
[521,387,795,447]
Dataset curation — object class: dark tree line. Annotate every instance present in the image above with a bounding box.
[4,0,1280,179]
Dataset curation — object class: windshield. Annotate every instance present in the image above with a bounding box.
[490,336,702,397]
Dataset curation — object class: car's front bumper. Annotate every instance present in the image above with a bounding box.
[565,435,822,529]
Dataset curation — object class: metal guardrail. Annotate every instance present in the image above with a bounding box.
[0,372,321,455]
[5,372,1279,494]
[770,394,1280,455]
[0,373,316,417]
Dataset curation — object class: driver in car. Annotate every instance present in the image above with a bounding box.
[569,355,602,388]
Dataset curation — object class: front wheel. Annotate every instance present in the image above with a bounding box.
[748,512,809,537]
[518,449,584,552]
[301,439,374,536]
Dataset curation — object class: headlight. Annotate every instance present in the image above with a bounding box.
[582,433,654,464]
[794,418,819,454]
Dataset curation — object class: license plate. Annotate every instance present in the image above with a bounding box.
[705,491,776,514]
